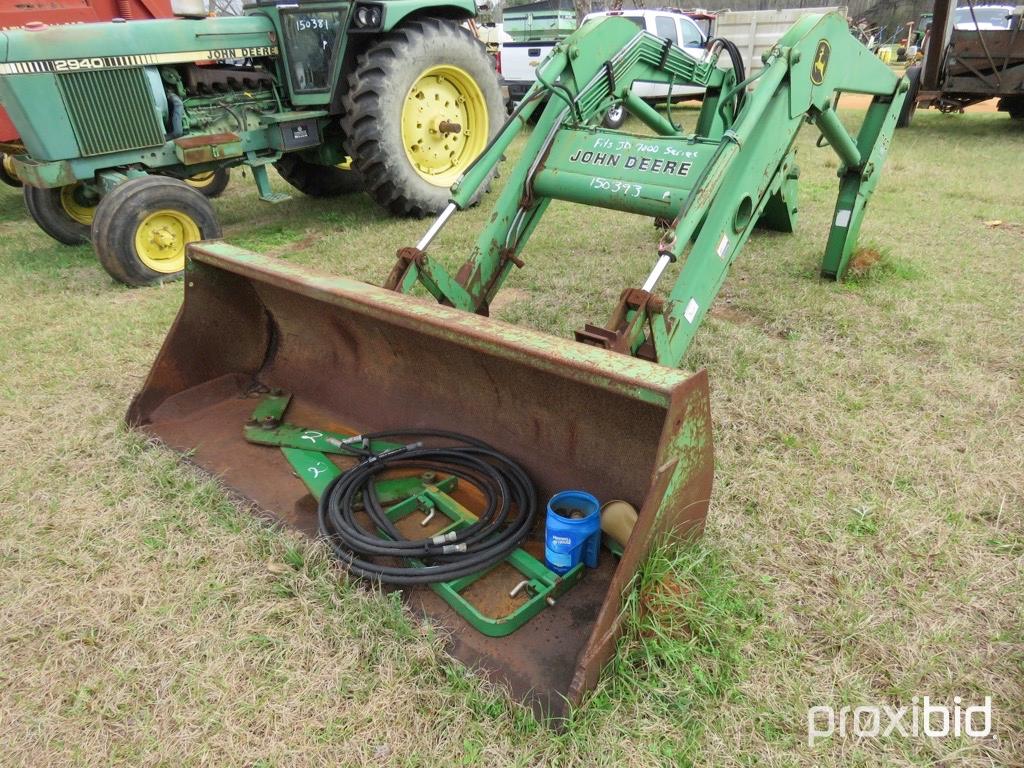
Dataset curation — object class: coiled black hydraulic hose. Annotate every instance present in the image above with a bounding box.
[708,37,747,116]
[317,430,537,585]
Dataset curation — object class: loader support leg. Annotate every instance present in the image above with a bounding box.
[820,92,904,279]
[757,164,799,233]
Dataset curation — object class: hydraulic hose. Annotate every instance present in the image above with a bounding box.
[708,37,747,115]
[317,430,537,585]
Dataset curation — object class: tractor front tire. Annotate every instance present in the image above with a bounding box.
[184,168,231,198]
[24,183,98,245]
[91,176,221,287]
[896,65,921,128]
[341,17,504,217]
[274,154,363,197]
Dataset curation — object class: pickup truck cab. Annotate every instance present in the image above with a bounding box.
[501,8,709,124]
[582,9,709,100]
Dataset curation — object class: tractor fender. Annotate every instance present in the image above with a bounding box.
[380,0,478,32]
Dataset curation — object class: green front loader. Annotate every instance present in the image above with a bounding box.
[0,0,503,285]
[127,13,907,715]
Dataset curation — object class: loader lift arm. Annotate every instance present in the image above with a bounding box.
[385,12,908,368]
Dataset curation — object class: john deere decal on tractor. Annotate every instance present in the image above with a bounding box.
[128,13,906,716]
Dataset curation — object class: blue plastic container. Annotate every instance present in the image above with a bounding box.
[544,490,601,574]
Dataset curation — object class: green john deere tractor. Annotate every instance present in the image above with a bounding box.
[0,0,503,285]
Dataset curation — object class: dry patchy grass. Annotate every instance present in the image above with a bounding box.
[0,107,1022,767]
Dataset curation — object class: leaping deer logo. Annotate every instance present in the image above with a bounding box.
[811,40,830,85]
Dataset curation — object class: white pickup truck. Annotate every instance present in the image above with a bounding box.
[500,9,709,126]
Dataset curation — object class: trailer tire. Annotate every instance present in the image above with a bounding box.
[24,183,98,245]
[0,154,22,188]
[274,155,364,197]
[341,17,504,217]
[896,65,921,128]
[91,176,221,287]
[997,96,1024,119]
[184,168,231,198]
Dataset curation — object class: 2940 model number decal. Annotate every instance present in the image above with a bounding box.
[0,46,279,75]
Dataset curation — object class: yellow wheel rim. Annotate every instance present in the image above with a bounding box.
[2,154,19,181]
[185,172,216,189]
[401,65,488,188]
[336,157,353,170]
[134,208,201,274]
[60,183,97,225]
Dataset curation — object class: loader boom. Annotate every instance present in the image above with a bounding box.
[387,12,908,367]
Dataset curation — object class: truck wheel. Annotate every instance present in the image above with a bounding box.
[341,17,504,217]
[896,65,921,128]
[0,154,22,188]
[184,168,230,198]
[91,176,220,287]
[24,182,98,245]
[273,154,363,197]
[997,96,1024,119]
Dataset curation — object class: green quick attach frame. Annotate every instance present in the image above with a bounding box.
[244,393,583,637]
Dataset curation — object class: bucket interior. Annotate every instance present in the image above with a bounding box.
[129,244,714,717]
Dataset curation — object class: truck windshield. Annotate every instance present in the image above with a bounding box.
[281,10,345,93]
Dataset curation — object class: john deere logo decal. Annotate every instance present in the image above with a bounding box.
[811,40,830,85]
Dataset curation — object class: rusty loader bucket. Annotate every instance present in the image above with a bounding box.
[128,243,713,716]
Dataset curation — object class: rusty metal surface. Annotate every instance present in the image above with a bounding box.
[173,132,244,164]
[129,246,714,718]
[174,132,242,149]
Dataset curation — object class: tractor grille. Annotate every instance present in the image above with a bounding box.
[56,68,165,157]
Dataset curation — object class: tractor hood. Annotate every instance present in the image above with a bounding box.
[0,15,276,69]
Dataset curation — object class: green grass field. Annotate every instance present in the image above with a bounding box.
[0,107,1021,767]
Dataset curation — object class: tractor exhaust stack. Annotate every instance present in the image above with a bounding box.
[128,243,713,716]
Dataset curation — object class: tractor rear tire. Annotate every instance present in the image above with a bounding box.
[274,154,363,197]
[341,17,504,217]
[897,65,921,128]
[91,176,221,287]
[24,183,98,245]
[184,168,231,198]
[0,154,22,188]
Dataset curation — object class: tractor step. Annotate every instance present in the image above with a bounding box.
[247,155,290,203]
